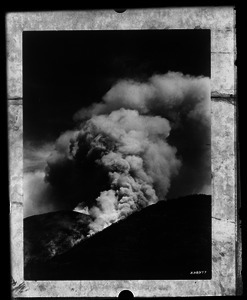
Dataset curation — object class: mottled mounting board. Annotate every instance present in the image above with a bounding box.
[7,7,240,297]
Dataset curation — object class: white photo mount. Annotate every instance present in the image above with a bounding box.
[7,7,241,297]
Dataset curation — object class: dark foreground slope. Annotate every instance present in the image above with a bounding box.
[24,211,91,267]
[25,194,211,280]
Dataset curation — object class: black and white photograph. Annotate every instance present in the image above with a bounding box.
[23,30,212,280]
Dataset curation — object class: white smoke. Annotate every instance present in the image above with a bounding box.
[53,108,181,234]
[74,72,210,125]
[25,72,210,234]
[23,171,56,217]
[24,142,55,217]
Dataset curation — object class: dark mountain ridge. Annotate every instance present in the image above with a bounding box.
[25,194,211,280]
[24,210,91,267]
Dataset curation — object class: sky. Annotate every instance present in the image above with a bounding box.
[23,30,211,220]
[23,30,210,142]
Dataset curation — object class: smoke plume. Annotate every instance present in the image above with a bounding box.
[45,109,181,234]
[25,72,210,233]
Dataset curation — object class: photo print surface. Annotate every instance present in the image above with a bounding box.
[23,30,211,280]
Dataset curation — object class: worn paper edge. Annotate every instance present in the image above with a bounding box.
[7,7,240,297]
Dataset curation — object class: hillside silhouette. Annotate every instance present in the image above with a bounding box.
[24,210,91,267]
[25,194,211,280]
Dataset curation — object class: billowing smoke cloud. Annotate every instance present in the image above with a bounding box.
[45,109,181,234]
[73,71,211,199]
[25,72,211,234]
[74,72,210,126]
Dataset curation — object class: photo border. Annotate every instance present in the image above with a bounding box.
[7,7,240,297]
